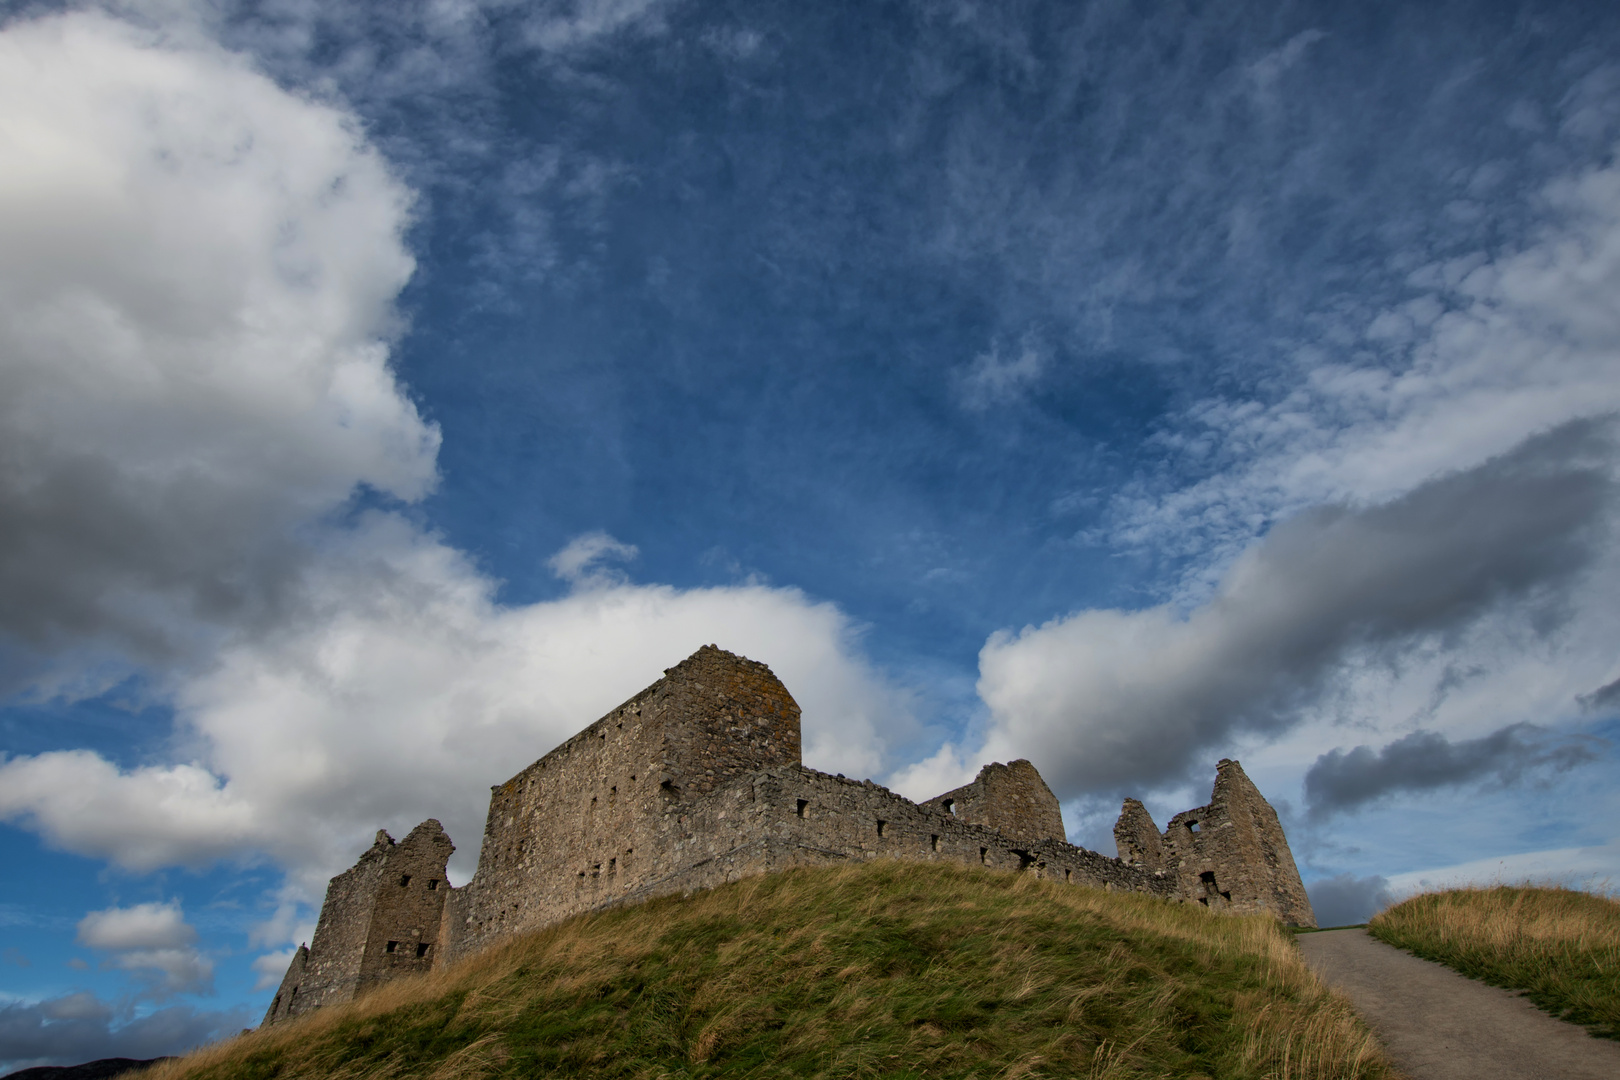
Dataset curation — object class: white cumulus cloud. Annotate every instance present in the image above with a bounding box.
[0,10,915,909]
[0,11,432,685]
[77,902,212,996]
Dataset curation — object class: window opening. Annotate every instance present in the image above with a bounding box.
[942,798,955,815]
[427,880,439,891]
[399,874,411,887]
[416,943,430,958]
[930,834,940,852]
[1064,869,1072,883]
[876,820,887,838]
[979,847,988,864]
[1187,821,1200,833]
[796,799,808,818]
[385,941,399,953]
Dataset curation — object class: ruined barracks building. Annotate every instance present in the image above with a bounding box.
[264,646,1315,1025]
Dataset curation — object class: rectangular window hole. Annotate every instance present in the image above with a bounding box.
[930,834,939,852]
[876,820,887,838]
[1064,869,1072,883]
[979,847,988,865]
[416,943,430,958]
[942,798,955,816]
[1187,821,1200,833]
[427,880,439,891]
[796,799,808,818]
[385,941,399,953]
[399,874,411,887]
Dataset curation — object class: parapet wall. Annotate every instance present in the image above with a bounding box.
[265,646,1314,1026]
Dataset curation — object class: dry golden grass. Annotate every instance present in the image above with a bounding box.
[149,861,1397,1079]
[1369,884,1620,1039]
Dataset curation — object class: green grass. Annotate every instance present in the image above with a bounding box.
[1369,885,1620,1040]
[157,861,1395,1080]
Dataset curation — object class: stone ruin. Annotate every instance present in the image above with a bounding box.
[264,645,1315,1025]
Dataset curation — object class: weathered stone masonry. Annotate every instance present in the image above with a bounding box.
[264,646,1315,1025]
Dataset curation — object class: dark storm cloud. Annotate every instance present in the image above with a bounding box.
[980,416,1618,796]
[0,993,249,1073]
[0,447,309,663]
[1306,873,1395,927]
[1577,676,1620,714]
[1304,724,1603,819]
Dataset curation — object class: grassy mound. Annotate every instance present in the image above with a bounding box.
[1370,884,1620,1040]
[157,862,1393,1079]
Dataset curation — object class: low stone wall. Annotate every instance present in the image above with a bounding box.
[557,765,1177,916]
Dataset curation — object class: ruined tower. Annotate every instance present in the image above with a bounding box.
[439,645,803,959]
[1111,759,1315,927]
[926,759,1066,841]
[264,820,454,1024]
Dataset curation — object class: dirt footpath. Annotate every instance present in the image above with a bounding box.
[1297,928,1620,1080]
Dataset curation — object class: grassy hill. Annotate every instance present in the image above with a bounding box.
[154,862,1394,1080]
[1370,884,1620,1040]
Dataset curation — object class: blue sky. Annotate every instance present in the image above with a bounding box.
[3,0,1620,1067]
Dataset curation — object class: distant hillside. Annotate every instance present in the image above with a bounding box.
[3,1059,169,1080]
[152,862,1392,1079]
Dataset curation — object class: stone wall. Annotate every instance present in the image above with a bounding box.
[265,646,1315,1025]
[925,759,1066,842]
[1113,798,1167,870]
[596,765,1178,908]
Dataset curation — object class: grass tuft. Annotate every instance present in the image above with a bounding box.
[153,861,1395,1079]
[1369,884,1620,1040]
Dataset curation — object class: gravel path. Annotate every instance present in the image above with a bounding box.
[1297,928,1620,1080]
